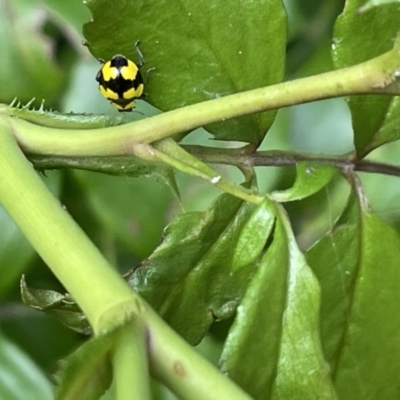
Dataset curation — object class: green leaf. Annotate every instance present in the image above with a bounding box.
[83,0,287,145]
[55,325,122,400]
[127,194,275,344]
[306,195,400,399]
[21,276,91,335]
[359,0,400,12]
[365,96,400,150]
[0,332,53,400]
[0,0,64,105]
[232,200,275,270]
[221,205,337,400]
[270,162,336,202]
[39,0,91,38]
[332,0,400,156]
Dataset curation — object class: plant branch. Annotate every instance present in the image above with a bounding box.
[29,146,400,179]
[2,45,400,157]
[182,146,353,167]
[144,304,253,400]
[353,160,400,177]
[0,122,254,399]
[184,146,400,178]
[133,139,264,204]
[0,121,139,334]
[113,321,151,400]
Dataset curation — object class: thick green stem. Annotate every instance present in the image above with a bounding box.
[113,321,151,400]
[0,123,137,334]
[0,122,254,399]
[4,47,400,157]
[144,305,253,400]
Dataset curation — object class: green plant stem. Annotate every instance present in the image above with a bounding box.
[113,321,151,400]
[185,146,400,178]
[0,123,254,399]
[0,123,137,334]
[144,305,253,400]
[178,146,400,179]
[29,147,400,179]
[183,146,353,167]
[4,46,400,157]
[133,139,264,204]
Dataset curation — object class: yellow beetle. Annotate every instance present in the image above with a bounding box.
[96,41,151,112]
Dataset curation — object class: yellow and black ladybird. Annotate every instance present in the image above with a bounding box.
[96,41,148,112]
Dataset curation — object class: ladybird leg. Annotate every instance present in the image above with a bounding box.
[138,92,148,101]
[138,67,156,99]
[134,40,145,69]
[97,58,105,64]
[144,67,156,84]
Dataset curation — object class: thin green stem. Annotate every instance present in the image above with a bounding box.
[4,47,400,157]
[181,146,400,178]
[28,146,400,179]
[133,139,264,204]
[183,146,353,168]
[113,321,151,400]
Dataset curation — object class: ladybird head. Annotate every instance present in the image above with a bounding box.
[110,55,129,68]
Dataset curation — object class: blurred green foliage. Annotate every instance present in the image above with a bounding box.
[2,0,400,399]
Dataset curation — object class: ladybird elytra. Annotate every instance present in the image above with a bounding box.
[120,60,138,81]
[123,86,143,100]
[99,85,119,101]
[101,60,119,81]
